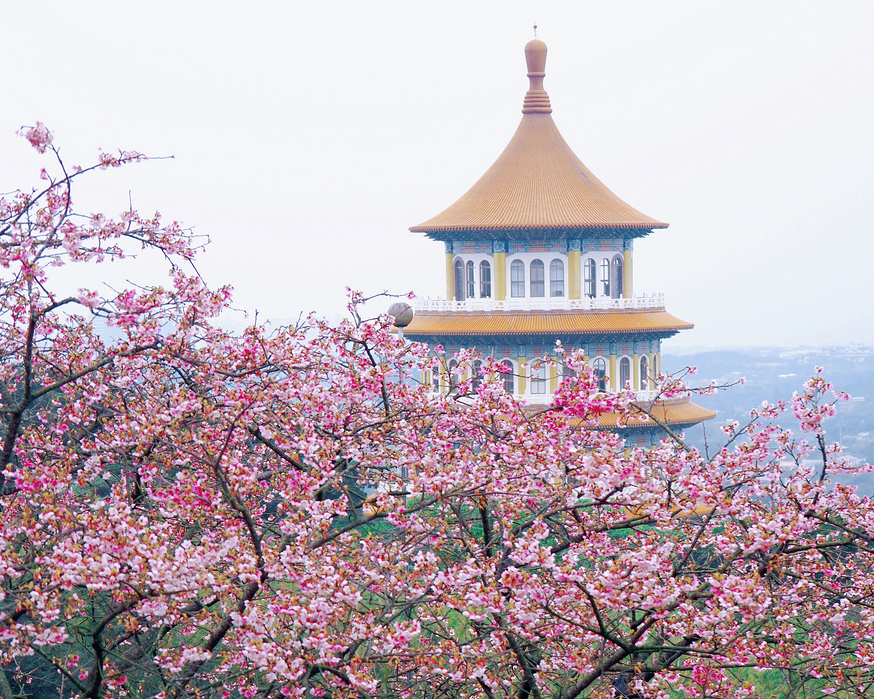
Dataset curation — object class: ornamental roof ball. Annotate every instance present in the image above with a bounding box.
[388,302,414,328]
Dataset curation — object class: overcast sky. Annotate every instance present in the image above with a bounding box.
[2,1,873,350]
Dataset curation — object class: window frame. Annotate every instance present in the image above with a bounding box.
[611,255,623,300]
[510,259,525,298]
[479,260,492,298]
[592,357,607,392]
[549,259,564,297]
[500,359,515,394]
[619,356,631,389]
[530,259,545,297]
[600,258,610,297]
[530,361,547,394]
[454,259,465,301]
[584,258,596,298]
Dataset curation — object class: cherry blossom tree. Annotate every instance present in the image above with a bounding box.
[2,126,874,699]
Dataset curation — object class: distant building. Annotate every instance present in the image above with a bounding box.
[403,39,714,446]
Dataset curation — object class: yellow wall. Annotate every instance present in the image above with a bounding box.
[568,250,581,299]
[445,254,454,300]
[494,252,507,300]
[623,249,632,298]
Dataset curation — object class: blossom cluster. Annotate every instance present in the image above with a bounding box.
[1,126,873,699]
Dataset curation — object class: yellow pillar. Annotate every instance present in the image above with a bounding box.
[518,356,527,395]
[623,249,633,299]
[632,353,639,391]
[494,252,507,300]
[568,250,581,299]
[550,360,558,393]
[609,354,617,392]
[445,253,454,300]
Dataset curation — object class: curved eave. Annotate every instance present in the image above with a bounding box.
[402,310,693,337]
[410,113,668,236]
[592,399,716,429]
[411,226,658,243]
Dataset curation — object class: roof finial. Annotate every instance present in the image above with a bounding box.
[522,37,551,114]
[533,23,538,39]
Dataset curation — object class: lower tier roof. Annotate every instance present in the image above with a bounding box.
[591,396,716,429]
[402,309,694,337]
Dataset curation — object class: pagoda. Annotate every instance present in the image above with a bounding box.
[403,39,714,446]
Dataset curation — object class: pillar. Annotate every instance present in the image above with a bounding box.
[623,249,633,299]
[445,252,454,301]
[568,249,581,299]
[518,356,527,395]
[609,353,617,392]
[494,252,507,300]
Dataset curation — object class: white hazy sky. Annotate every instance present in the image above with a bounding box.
[2,1,873,350]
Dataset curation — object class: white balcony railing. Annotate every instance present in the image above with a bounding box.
[412,294,665,313]
[520,388,660,406]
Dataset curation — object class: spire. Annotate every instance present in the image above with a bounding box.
[522,39,551,114]
[410,39,668,237]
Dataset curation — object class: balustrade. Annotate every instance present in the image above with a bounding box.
[412,295,665,313]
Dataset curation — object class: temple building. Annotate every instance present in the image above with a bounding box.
[402,39,714,446]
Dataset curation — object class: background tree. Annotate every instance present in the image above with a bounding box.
[2,126,874,699]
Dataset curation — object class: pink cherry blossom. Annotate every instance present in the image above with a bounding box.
[2,126,874,699]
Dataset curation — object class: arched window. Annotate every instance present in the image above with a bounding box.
[639,355,649,391]
[530,362,547,394]
[619,357,631,389]
[611,255,623,300]
[466,261,475,300]
[454,259,465,301]
[479,261,492,298]
[432,369,440,392]
[448,359,459,391]
[600,259,610,297]
[592,357,607,392]
[584,259,596,297]
[550,259,564,297]
[472,360,483,391]
[501,360,515,394]
[511,260,525,297]
[530,259,545,297]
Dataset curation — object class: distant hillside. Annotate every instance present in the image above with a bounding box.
[662,346,874,493]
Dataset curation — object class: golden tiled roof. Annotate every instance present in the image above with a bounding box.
[593,396,716,429]
[403,310,693,337]
[410,40,667,237]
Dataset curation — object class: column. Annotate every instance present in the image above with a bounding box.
[493,241,507,301]
[444,242,454,300]
[623,248,633,299]
[609,353,617,392]
[568,241,581,300]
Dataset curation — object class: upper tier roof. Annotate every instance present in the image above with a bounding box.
[410,40,668,239]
